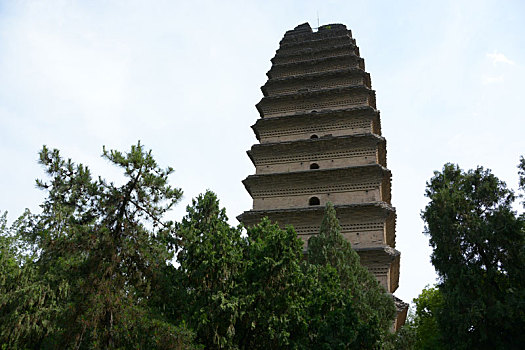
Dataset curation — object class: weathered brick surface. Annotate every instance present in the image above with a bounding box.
[252,107,381,143]
[249,134,386,174]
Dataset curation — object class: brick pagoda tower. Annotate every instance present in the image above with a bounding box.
[238,23,407,327]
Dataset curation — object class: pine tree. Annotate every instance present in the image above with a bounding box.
[0,143,199,349]
[307,203,396,345]
[175,191,245,349]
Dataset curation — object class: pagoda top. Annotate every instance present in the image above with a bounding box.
[284,23,348,35]
[281,23,352,44]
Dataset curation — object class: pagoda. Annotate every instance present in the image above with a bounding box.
[238,23,407,328]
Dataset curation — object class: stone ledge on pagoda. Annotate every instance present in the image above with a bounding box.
[267,54,365,80]
[272,48,358,68]
[252,107,382,143]
[247,133,386,174]
[280,31,352,46]
[393,297,409,331]
[277,35,357,56]
[261,68,371,97]
[242,164,392,210]
[236,202,396,250]
[256,86,376,118]
[356,246,400,293]
[271,42,360,65]
[279,26,356,53]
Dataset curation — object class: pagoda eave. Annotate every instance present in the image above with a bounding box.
[242,164,391,193]
[258,85,374,104]
[258,105,377,119]
[253,106,378,124]
[270,42,359,63]
[249,132,384,152]
[270,53,362,70]
[266,55,365,79]
[262,67,370,90]
[251,106,380,141]
[236,202,395,223]
[246,133,386,168]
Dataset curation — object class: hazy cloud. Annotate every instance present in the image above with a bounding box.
[487,51,515,65]
[482,75,504,84]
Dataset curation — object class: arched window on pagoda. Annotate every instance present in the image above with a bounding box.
[309,196,320,206]
[310,163,320,169]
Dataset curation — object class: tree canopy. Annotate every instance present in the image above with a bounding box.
[420,160,525,349]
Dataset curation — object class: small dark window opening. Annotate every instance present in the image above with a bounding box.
[309,196,320,206]
[310,163,319,169]
[310,134,319,139]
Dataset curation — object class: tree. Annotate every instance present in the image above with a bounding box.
[175,191,245,349]
[0,143,199,349]
[175,192,310,349]
[409,286,443,350]
[422,162,525,349]
[236,218,310,349]
[0,212,17,301]
[307,202,396,348]
[519,156,525,206]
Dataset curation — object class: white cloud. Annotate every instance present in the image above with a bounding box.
[482,75,504,84]
[487,51,515,65]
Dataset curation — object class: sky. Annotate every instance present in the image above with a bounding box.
[1,0,524,304]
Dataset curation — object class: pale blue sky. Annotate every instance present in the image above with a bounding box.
[1,0,524,304]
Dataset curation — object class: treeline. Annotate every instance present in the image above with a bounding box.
[3,143,524,349]
[0,143,397,349]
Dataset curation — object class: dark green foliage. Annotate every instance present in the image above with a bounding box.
[406,286,443,350]
[422,162,525,349]
[175,193,310,349]
[175,194,396,349]
[519,156,525,206]
[0,143,199,349]
[176,191,244,349]
[0,212,39,346]
[304,263,378,350]
[0,212,18,301]
[307,203,396,348]
[237,219,308,349]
